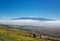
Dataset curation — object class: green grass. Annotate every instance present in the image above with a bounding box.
[0,26,60,41]
[0,26,39,41]
[0,32,38,41]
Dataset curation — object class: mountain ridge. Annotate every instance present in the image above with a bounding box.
[12,17,54,21]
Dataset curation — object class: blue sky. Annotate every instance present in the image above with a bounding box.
[0,0,60,20]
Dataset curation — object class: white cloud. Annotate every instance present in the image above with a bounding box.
[0,19,60,28]
[0,19,42,26]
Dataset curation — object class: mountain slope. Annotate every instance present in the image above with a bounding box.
[0,26,39,41]
[12,17,53,21]
[0,26,60,41]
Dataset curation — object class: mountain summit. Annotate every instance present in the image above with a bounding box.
[12,17,53,21]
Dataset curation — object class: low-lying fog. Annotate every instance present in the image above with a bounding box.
[0,19,60,28]
[0,19,60,36]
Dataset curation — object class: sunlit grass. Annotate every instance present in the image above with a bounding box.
[0,26,39,41]
[0,26,60,41]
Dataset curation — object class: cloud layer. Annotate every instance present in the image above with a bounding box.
[0,19,60,28]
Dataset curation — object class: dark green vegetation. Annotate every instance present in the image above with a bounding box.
[0,26,60,41]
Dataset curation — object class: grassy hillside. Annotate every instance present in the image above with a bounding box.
[0,26,60,41]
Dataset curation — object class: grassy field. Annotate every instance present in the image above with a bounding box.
[0,26,60,41]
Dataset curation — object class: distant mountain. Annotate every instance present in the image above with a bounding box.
[12,17,54,21]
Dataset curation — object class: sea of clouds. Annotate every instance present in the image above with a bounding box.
[0,19,60,28]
